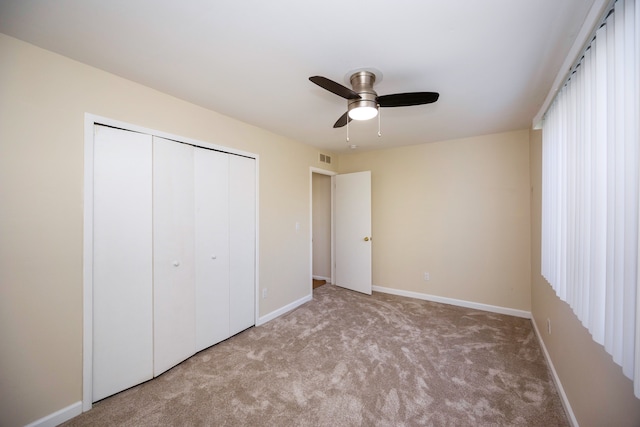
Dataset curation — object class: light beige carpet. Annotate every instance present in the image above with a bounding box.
[65,285,568,426]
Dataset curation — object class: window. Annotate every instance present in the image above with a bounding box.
[541,0,639,396]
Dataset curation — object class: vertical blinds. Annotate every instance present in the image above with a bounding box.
[541,0,640,397]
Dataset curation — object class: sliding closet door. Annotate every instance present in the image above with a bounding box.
[92,125,153,401]
[229,155,256,335]
[194,148,230,352]
[153,137,196,376]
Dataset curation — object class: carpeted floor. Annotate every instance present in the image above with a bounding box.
[64,285,568,426]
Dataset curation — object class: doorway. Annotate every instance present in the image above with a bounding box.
[310,168,372,295]
[311,169,335,290]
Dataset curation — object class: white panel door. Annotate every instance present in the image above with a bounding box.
[194,148,230,352]
[229,155,256,335]
[153,137,196,376]
[93,125,153,401]
[335,171,372,295]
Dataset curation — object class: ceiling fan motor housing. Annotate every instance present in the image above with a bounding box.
[348,71,378,118]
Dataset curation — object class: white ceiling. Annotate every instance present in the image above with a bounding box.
[0,0,595,153]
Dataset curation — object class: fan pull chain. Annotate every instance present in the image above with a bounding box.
[378,107,382,137]
[346,115,350,142]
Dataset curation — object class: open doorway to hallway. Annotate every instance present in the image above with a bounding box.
[312,171,332,290]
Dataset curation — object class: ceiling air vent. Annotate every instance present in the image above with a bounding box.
[319,153,332,165]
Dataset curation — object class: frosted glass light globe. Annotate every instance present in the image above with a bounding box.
[348,106,378,121]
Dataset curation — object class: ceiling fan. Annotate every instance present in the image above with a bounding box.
[309,71,439,128]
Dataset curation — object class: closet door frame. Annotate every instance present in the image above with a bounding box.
[82,114,259,412]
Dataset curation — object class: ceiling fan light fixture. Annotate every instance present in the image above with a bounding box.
[347,71,378,121]
[348,105,378,121]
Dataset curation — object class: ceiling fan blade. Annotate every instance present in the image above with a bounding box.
[376,92,440,107]
[333,112,352,128]
[310,76,361,100]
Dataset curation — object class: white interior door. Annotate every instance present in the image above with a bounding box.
[229,155,256,335]
[92,125,153,401]
[335,171,372,295]
[194,148,230,351]
[153,137,196,376]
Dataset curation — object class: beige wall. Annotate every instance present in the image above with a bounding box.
[312,173,332,279]
[338,130,532,311]
[0,34,336,427]
[529,130,640,426]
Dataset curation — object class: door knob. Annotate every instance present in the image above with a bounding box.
[364,237,370,241]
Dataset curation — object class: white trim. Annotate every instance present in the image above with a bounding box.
[254,155,261,339]
[84,113,257,158]
[83,113,260,411]
[309,167,337,294]
[531,317,578,427]
[532,0,613,129]
[313,275,331,282]
[372,286,532,319]
[256,293,312,326]
[82,117,94,412]
[24,401,82,427]
[331,174,335,286]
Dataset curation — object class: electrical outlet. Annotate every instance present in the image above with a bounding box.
[262,288,268,299]
[547,318,551,334]
[423,272,430,281]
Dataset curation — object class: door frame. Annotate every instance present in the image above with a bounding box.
[82,113,259,411]
[309,167,336,290]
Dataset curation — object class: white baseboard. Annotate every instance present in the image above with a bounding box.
[530,316,578,427]
[372,286,532,319]
[312,275,331,282]
[256,293,312,326]
[24,401,82,427]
